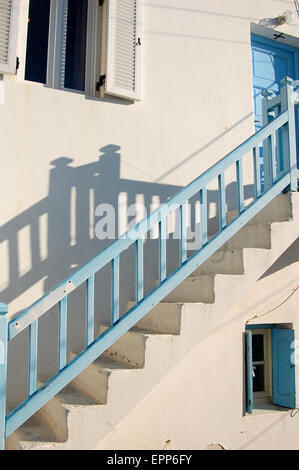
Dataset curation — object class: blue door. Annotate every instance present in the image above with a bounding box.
[251,34,299,181]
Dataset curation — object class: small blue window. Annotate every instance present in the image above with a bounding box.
[245,325,296,413]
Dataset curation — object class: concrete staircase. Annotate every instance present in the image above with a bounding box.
[6,193,299,450]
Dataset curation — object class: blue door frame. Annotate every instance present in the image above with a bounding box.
[251,34,299,172]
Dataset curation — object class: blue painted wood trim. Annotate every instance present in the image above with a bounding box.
[0,305,8,450]
[251,34,299,62]
[180,204,187,265]
[245,330,253,414]
[159,220,167,283]
[86,276,95,347]
[7,112,289,341]
[200,187,208,247]
[281,78,298,190]
[111,256,120,324]
[262,91,273,192]
[270,132,277,183]
[272,328,296,409]
[58,297,68,371]
[253,146,261,199]
[246,324,278,330]
[236,159,244,214]
[5,173,290,439]
[136,238,144,302]
[28,320,38,397]
[218,173,226,230]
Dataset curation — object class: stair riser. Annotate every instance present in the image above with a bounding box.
[191,249,244,276]
[165,276,215,303]
[128,301,183,334]
[72,365,108,405]
[228,193,293,226]
[30,380,69,442]
[223,223,271,250]
[37,400,68,443]
[242,248,272,277]
[99,326,146,368]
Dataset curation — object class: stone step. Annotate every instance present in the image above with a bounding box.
[72,355,138,405]
[98,325,177,369]
[15,414,58,450]
[13,382,100,449]
[164,275,215,303]
[222,222,271,250]
[128,301,183,334]
[191,249,244,275]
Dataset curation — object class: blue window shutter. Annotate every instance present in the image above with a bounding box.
[272,329,296,409]
[245,330,253,414]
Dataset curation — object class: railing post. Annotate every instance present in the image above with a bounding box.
[280,77,297,191]
[262,89,275,191]
[0,304,8,450]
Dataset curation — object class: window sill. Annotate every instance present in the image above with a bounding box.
[246,402,290,416]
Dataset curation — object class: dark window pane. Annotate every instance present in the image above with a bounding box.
[64,0,88,91]
[253,364,265,392]
[25,0,51,84]
[252,334,264,362]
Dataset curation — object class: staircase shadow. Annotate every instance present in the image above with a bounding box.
[2,143,254,409]
[259,237,299,279]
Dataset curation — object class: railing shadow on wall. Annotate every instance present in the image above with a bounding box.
[1,144,255,409]
[0,144,254,316]
[1,145,179,311]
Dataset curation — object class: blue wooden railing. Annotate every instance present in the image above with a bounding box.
[0,77,298,449]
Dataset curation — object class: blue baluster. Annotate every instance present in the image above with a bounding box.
[270,132,277,183]
[180,204,187,265]
[218,173,226,230]
[262,89,275,191]
[200,187,208,247]
[159,219,167,283]
[253,146,261,199]
[86,276,95,347]
[0,304,8,450]
[136,238,144,302]
[112,256,120,324]
[58,297,68,370]
[28,320,38,396]
[236,159,244,214]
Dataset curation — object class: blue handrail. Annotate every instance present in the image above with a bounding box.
[0,77,298,448]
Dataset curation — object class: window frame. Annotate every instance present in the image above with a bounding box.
[22,0,142,101]
[24,0,102,96]
[252,329,272,401]
[245,324,296,414]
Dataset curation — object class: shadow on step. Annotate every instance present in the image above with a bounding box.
[259,237,299,280]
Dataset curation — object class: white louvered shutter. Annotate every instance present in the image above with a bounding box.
[104,0,142,101]
[0,0,19,74]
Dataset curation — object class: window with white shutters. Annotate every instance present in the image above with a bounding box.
[103,0,142,101]
[8,0,142,101]
[0,0,19,74]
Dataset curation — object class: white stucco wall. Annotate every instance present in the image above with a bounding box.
[2,0,299,317]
